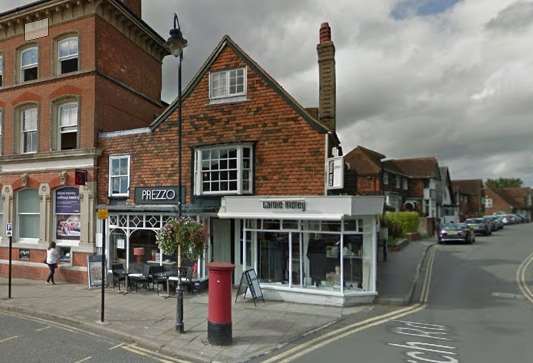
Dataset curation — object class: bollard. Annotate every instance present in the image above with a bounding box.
[207,262,235,346]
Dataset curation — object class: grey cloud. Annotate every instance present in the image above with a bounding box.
[485,1,533,32]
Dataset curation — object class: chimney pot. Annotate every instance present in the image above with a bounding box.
[320,22,331,43]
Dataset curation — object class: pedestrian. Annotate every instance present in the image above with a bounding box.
[46,242,59,285]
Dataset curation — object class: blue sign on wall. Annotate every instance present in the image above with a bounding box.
[56,187,80,214]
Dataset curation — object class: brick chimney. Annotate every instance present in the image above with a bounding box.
[317,22,336,130]
[121,0,142,18]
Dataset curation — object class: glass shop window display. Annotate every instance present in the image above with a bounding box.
[304,233,341,291]
[343,234,363,290]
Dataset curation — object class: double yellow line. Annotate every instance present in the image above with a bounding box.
[262,246,438,363]
[516,250,533,304]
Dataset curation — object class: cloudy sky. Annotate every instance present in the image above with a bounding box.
[2,0,533,185]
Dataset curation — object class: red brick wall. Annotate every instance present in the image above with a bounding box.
[95,17,162,103]
[0,169,95,192]
[97,45,326,204]
[356,176,381,194]
[484,188,512,215]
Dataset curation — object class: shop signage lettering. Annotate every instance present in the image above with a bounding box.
[135,187,181,205]
[56,187,80,214]
[262,200,306,211]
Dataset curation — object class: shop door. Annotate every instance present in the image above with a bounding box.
[212,219,232,263]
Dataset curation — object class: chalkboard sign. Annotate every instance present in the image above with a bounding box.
[235,269,264,306]
[87,255,104,289]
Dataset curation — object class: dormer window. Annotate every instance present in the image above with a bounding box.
[58,36,79,74]
[20,46,38,82]
[209,68,246,102]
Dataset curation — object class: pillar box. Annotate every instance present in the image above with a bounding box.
[207,262,235,346]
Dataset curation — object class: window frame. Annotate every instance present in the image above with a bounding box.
[0,53,4,87]
[56,35,79,75]
[0,109,3,156]
[20,105,38,154]
[19,45,39,83]
[403,178,408,191]
[194,144,253,196]
[208,67,247,101]
[108,155,131,197]
[383,172,389,185]
[16,188,40,243]
[57,100,79,150]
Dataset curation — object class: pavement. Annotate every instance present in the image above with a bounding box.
[0,238,432,362]
[376,238,435,305]
[269,223,533,363]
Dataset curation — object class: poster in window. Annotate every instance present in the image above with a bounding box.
[56,188,80,240]
[56,187,80,214]
[57,214,81,240]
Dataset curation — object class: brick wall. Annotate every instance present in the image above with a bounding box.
[484,188,512,215]
[98,45,327,204]
[356,176,381,194]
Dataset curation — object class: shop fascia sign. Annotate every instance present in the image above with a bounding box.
[134,186,182,205]
[261,199,306,212]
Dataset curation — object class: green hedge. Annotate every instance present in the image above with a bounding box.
[384,212,420,239]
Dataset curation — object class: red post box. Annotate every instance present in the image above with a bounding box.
[207,262,235,345]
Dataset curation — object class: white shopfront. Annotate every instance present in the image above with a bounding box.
[218,195,384,306]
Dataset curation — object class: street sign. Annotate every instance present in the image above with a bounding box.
[97,209,109,220]
[6,223,13,237]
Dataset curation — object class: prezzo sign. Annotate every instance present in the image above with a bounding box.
[261,200,306,211]
[135,187,180,205]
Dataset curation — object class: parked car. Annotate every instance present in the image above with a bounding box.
[465,218,492,236]
[438,223,475,244]
[484,216,503,230]
[482,216,498,232]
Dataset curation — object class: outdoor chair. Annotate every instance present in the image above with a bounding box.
[111,263,127,290]
[149,265,168,295]
[128,263,150,292]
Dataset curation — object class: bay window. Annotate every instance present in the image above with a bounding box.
[17,189,40,241]
[57,36,79,74]
[109,155,130,197]
[21,106,38,153]
[20,46,38,82]
[194,145,253,195]
[209,68,246,100]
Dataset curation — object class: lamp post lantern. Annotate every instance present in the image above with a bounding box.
[166,12,188,334]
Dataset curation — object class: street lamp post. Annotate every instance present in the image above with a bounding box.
[166,12,188,334]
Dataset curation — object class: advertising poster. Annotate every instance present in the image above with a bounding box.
[56,188,81,240]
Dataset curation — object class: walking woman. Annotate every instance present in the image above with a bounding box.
[46,242,59,285]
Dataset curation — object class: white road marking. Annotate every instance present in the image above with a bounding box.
[0,336,18,344]
[73,356,92,363]
[516,250,533,304]
[35,325,51,332]
[262,244,439,363]
[491,292,526,300]
[122,344,192,363]
[109,342,126,350]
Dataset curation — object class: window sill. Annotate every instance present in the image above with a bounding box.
[108,195,129,200]
[208,96,248,106]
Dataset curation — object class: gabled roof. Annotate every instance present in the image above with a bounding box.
[498,187,530,209]
[385,157,440,179]
[485,187,515,207]
[452,179,483,196]
[150,35,332,134]
[344,146,385,176]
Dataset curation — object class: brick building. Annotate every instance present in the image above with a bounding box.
[343,146,410,211]
[0,0,167,282]
[484,187,532,220]
[452,179,485,221]
[97,24,383,305]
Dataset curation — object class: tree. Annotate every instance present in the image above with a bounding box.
[486,178,523,189]
[156,217,206,269]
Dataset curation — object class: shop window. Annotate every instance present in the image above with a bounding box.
[0,54,3,86]
[57,101,79,150]
[55,187,80,242]
[209,67,246,100]
[343,234,363,290]
[20,46,38,82]
[344,219,364,232]
[194,145,253,195]
[57,36,79,74]
[303,233,341,291]
[109,155,130,197]
[17,189,40,240]
[20,106,38,153]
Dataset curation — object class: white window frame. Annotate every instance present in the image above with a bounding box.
[194,144,253,196]
[485,198,493,209]
[403,178,408,191]
[58,101,79,150]
[395,174,401,189]
[21,106,38,154]
[383,172,389,185]
[57,36,79,74]
[20,46,38,82]
[208,67,247,100]
[16,189,40,244]
[108,155,131,197]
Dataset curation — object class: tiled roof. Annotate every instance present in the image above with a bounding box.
[386,157,440,178]
[499,187,530,209]
[452,179,483,196]
[344,146,385,176]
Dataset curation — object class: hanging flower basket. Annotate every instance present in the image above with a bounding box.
[156,217,207,264]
